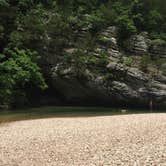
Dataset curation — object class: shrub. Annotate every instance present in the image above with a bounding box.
[155,59,166,74]
[0,48,47,106]
[140,54,151,72]
[116,14,137,39]
[150,39,166,47]
[123,57,133,67]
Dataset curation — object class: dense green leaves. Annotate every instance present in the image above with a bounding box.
[0,0,9,7]
[0,0,165,51]
[0,48,47,105]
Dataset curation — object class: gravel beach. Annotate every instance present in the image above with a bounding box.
[0,113,166,166]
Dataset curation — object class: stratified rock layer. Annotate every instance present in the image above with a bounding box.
[44,26,166,109]
[126,33,149,55]
[150,45,166,58]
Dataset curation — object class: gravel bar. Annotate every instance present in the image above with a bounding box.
[0,113,166,166]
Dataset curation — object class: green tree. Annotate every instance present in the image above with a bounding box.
[0,48,47,106]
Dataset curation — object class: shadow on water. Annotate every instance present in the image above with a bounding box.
[0,106,165,124]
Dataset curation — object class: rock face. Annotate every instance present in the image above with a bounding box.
[98,26,121,59]
[44,27,166,109]
[50,61,166,108]
[126,33,166,59]
[106,62,166,108]
[150,44,166,58]
[51,59,166,108]
[51,65,110,105]
[126,33,149,55]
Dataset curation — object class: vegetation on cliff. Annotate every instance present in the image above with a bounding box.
[0,0,165,107]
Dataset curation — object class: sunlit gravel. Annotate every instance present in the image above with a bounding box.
[0,113,166,165]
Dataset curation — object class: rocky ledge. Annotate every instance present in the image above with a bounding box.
[44,26,166,109]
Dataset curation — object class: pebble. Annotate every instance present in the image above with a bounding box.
[0,114,166,165]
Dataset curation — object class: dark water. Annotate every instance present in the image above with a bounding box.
[0,106,161,124]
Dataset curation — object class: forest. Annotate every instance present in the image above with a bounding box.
[0,0,166,108]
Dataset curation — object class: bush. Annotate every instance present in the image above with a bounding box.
[140,54,151,72]
[0,0,9,7]
[116,15,137,39]
[145,10,163,32]
[150,32,166,41]
[161,63,166,75]
[150,39,166,47]
[123,57,133,67]
[0,48,47,106]
[155,59,166,74]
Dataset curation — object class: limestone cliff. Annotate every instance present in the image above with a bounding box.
[43,26,166,109]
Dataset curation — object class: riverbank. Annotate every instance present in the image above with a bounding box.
[0,106,162,124]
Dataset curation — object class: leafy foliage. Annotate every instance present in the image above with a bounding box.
[140,54,151,72]
[123,57,133,67]
[0,48,47,106]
